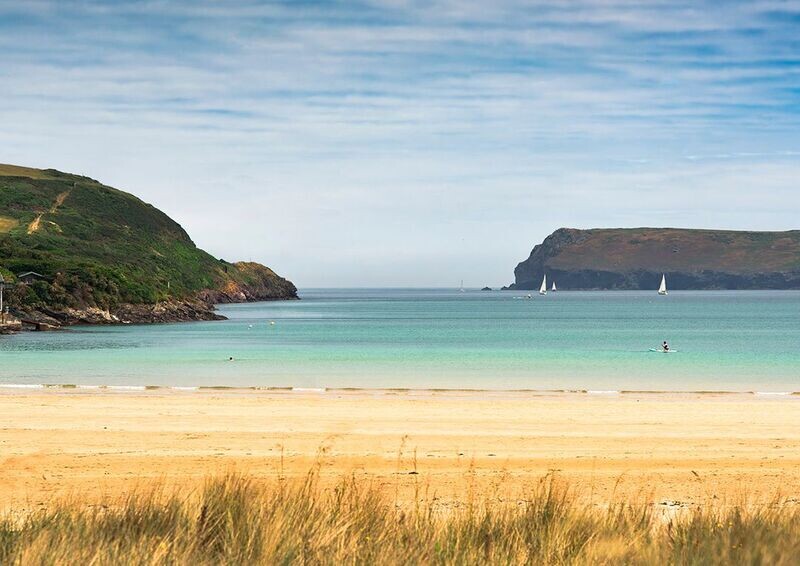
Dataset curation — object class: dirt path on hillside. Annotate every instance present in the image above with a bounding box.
[26,188,72,234]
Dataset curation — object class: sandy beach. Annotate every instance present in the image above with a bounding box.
[2,389,800,513]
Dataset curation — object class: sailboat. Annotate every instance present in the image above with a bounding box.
[658,274,668,296]
[539,274,547,296]
[551,281,557,292]
[459,280,465,293]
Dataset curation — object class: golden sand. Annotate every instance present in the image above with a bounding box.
[2,389,799,512]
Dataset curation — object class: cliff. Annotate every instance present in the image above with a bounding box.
[0,164,297,325]
[509,228,800,290]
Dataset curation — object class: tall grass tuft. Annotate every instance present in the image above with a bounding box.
[2,471,799,564]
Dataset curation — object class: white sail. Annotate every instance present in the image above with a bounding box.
[658,274,668,295]
[551,281,557,292]
[539,274,547,295]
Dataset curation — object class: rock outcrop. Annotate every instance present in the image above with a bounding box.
[197,262,297,304]
[508,228,800,290]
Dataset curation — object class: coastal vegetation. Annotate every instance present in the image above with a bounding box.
[0,164,296,323]
[2,471,799,565]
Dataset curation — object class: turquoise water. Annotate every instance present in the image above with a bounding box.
[1,289,799,392]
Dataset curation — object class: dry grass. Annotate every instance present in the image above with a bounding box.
[0,164,56,179]
[0,216,19,233]
[1,470,799,565]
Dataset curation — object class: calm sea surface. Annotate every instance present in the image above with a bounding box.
[1,289,799,392]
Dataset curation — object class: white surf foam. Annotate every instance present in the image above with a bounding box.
[587,390,620,395]
[291,387,326,393]
[0,383,44,389]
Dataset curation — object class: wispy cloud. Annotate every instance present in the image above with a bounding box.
[0,0,798,285]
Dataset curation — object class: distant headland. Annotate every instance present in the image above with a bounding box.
[0,164,296,329]
[507,227,800,291]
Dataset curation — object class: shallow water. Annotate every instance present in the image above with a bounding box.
[1,289,799,392]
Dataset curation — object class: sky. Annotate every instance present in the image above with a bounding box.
[1,0,799,287]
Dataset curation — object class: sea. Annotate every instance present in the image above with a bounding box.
[1,289,799,393]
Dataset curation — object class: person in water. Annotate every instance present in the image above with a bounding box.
[662,341,669,352]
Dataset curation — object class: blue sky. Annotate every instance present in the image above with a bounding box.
[2,0,799,286]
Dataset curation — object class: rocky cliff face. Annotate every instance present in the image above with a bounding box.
[509,228,800,290]
[197,262,298,304]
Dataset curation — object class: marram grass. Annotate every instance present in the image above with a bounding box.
[2,471,800,565]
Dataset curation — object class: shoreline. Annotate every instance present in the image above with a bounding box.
[1,383,799,399]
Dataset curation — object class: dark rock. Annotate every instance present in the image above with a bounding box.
[12,299,226,327]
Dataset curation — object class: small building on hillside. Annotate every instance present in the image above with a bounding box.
[17,271,46,284]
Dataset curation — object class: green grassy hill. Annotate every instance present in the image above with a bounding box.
[0,164,296,320]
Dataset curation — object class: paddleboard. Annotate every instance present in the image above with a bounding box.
[649,348,678,353]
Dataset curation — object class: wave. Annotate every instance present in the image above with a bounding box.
[1,383,799,398]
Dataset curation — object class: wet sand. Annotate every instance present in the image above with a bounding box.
[2,389,800,512]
